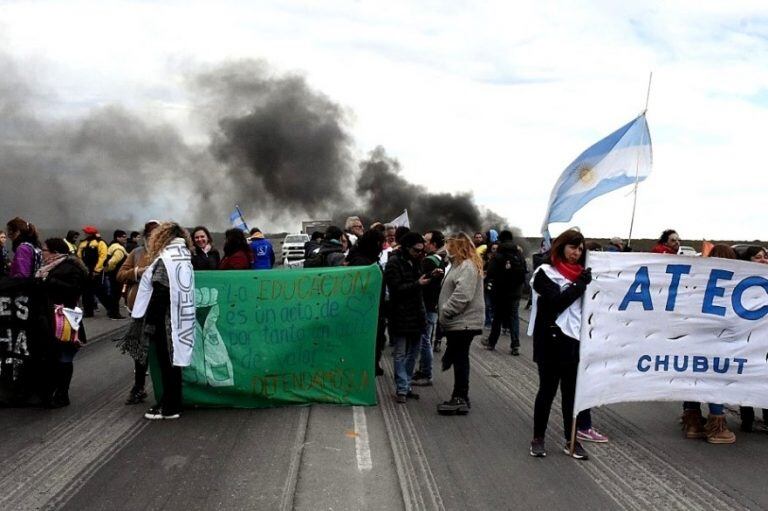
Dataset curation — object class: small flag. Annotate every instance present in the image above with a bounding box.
[229,206,248,232]
[390,209,410,228]
[541,114,652,242]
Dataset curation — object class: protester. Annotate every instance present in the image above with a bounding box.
[116,220,159,405]
[384,224,396,248]
[248,228,275,269]
[191,226,221,271]
[681,244,738,444]
[525,240,549,310]
[64,230,80,254]
[737,245,768,433]
[385,232,429,403]
[6,217,43,279]
[346,229,387,376]
[436,233,485,415]
[104,230,129,319]
[482,230,526,355]
[128,222,195,420]
[345,216,364,247]
[529,229,592,460]
[36,238,88,407]
[605,237,624,252]
[77,226,110,317]
[651,229,680,254]
[0,230,9,276]
[125,231,141,253]
[304,226,346,267]
[412,230,445,386]
[304,231,324,259]
[219,229,253,270]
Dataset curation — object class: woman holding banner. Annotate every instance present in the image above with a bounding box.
[528,229,592,460]
[130,222,195,420]
[737,245,768,433]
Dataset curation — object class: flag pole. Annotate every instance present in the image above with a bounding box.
[235,204,249,231]
[626,72,653,248]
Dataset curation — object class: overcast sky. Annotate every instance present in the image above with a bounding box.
[2,0,767,240]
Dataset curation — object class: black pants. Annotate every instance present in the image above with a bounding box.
[375,312,386,372]
[133,359,147,392]
[146,285,182,414]
[82,274,114,316]
[444,331,476,400]
[533,360,578,440]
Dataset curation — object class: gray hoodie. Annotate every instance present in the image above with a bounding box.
[438,259,485,332]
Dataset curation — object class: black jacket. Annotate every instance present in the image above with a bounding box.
[384,249,426,335]
[42,257,88,309]
[531,269,585,364]
[192,247,221,271]
[420,252,444,312]
[486,242,527,302]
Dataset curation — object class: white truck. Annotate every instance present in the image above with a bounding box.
[282,233,310,264]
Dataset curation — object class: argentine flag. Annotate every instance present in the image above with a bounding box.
[229,206,248,232]
[541,113,652,241]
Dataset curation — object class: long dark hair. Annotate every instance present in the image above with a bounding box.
[6,217,41,250]
[738,245,766,261]
[192,225,215,248]
[355,229,385,261]
[223,229,252,258]
[549,229,586,266]
[658,229,677,244]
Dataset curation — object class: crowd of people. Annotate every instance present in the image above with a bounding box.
[2,215,767,460]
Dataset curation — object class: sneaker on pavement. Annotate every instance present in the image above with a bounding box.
[144,405,164,420]
[577,428,608,443]
[411,378,433,387]
[125,389,148,405]
[412,370,427,381]
[395,394,407,404]
[437,397,470,415]
[564,441,589,460]
[406,391,420,400]
[162,411,181,420]
[510,347,520,356]
[530,437,546,457]
[480,338,491,347]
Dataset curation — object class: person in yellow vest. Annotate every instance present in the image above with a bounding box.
[77,226,110,318]
[64,230,79,255]
[104,230,129,319]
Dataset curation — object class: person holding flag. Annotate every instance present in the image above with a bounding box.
[528,229,593,460]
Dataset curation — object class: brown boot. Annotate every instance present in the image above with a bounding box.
[705,414,736,444]
[681,409,706,439]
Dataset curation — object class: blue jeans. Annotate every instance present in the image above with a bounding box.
[683,401,724,415]
[418,312,437,379]
[483,288,493,327]
[393,333,420,395]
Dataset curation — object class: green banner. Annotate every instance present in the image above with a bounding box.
[153,264,381,408]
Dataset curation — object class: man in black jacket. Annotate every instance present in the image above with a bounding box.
[482,230,527,355]
[384,232,430,403]
[412,230,445,386]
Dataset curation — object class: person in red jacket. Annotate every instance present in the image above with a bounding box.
[651,229,680,254]
[219,229,253,270]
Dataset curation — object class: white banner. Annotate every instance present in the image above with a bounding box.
[389,209,410,228]
[574,252,768,413]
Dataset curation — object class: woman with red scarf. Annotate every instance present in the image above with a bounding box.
[528,229,592,460]
[651,229,680,254]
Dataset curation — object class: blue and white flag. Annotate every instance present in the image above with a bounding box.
[541,114,652,242]
[229,206,248,232]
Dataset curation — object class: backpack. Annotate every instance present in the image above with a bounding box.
[500,251,526,286]
[21,242,42,275]
[80,240,101,271]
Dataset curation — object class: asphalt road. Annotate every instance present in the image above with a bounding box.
[2,310,767,510]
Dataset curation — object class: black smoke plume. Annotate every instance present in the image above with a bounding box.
[0,54,507,234]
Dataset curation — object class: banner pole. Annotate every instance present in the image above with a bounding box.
[569,416,578,456]
[627,72,653,248]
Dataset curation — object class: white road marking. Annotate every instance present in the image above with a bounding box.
[353,406,373,471]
